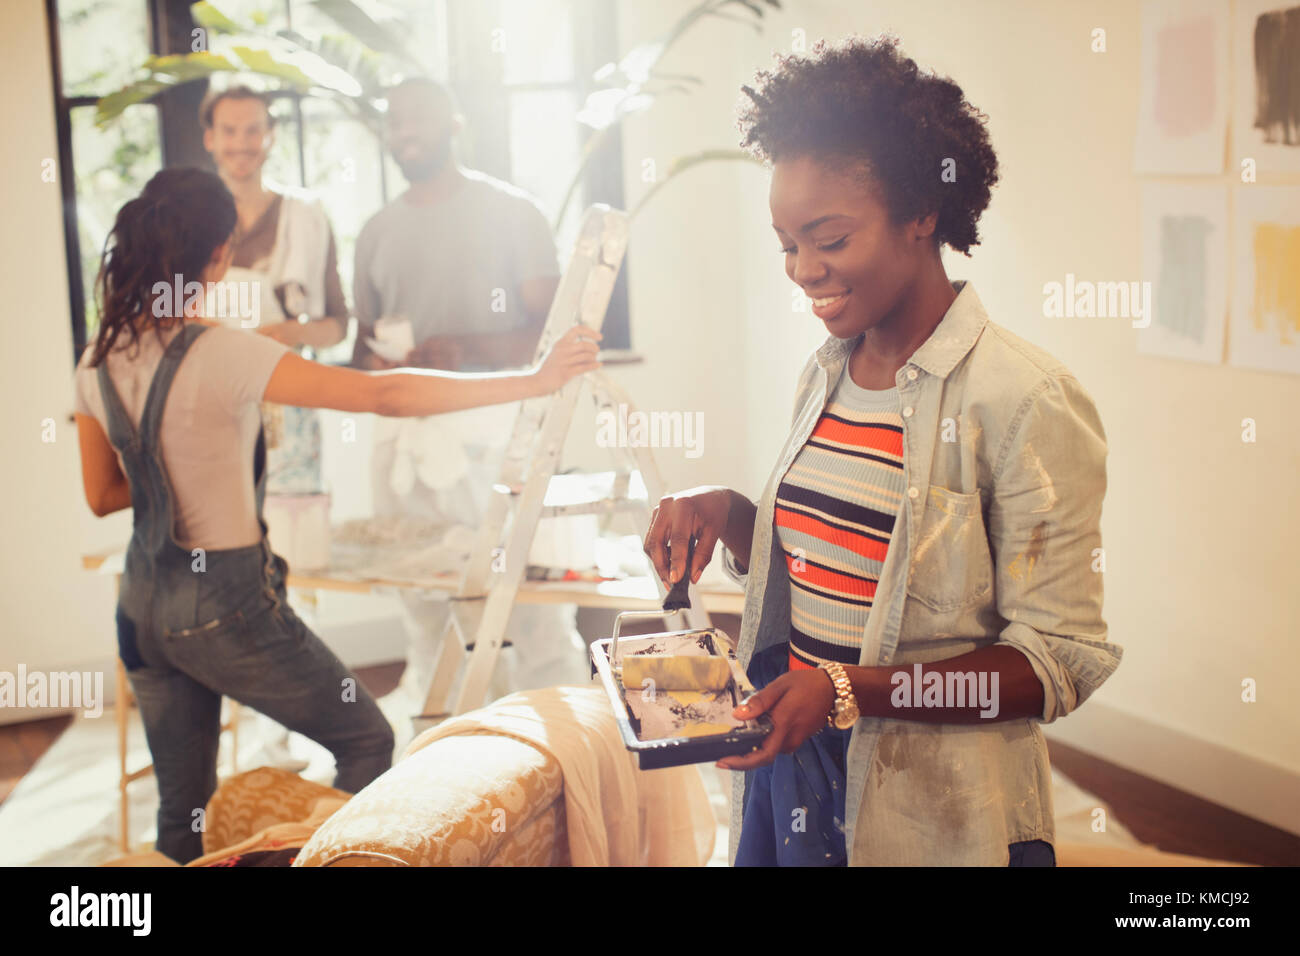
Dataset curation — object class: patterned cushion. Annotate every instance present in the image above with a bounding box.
[294,731,566,866]
[202,766,350,857]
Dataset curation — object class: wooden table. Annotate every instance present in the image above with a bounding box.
[81,550,744,613]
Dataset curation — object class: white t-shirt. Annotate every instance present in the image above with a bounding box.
[74,323,292,550]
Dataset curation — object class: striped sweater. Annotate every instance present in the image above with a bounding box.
[774,363,906,671]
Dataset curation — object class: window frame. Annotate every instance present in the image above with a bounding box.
[47,0,197,363]
[45,0,92,364]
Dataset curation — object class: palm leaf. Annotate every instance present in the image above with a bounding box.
[308,0,422,71]
[141,51,240,81]
[94,79,171,127]
[231,46,315,89]
[191,1,243,35]
[278,29,392,99]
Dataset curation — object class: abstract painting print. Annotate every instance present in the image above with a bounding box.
[1233,0,1300,172]
[1230,186,1300,374]
[1135,0,1230,174]
[1138,183,1229,364]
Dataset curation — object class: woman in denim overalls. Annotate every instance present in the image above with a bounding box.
[101,321,396,864]
[75,169,601,862]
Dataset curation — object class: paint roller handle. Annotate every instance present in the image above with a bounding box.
[662,536,695,611]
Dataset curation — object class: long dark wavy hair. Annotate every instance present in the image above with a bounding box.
[87,167,237,367]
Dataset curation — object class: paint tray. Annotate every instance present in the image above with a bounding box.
[590,611,773,770]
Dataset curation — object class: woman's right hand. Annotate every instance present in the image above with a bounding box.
[644,487,734,587]
[533,325,602,392]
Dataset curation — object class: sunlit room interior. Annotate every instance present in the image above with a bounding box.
[1,0,1297,871]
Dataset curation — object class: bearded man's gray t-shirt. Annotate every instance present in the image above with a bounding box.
[352,170,560,368]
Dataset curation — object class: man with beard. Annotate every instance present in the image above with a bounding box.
[352,78,586,724]
[352,78,560,372]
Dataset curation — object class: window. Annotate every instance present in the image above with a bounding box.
[440,0,631,347]
[48,0,163,359]
[49,0,629,364]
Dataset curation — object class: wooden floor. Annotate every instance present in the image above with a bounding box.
[2,655,1296,866]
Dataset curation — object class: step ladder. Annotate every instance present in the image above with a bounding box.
[415,205,711,728]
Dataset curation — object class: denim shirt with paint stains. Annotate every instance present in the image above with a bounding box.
[722,279,1123,866]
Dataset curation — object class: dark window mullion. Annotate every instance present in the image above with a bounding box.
[293,93,307,188]
[152,0,209,169]
[449,0,629,347]
[286,0,306,186]
[580,0,629,348]
[46,0,87,361]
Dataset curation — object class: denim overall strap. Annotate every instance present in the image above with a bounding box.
[97,323,209,562]
[98,324,212,634]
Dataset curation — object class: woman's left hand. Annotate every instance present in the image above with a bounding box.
[715,669,837,771]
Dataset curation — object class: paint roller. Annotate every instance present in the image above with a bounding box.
[620,653,733,692]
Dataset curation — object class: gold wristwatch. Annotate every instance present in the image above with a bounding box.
[820,662,860,730]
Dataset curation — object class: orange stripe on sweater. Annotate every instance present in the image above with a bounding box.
[811,416,903,456]
[774,507,891,563]
[789,650,817,671]
[784,552,879,598]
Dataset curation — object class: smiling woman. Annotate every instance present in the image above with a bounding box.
[749,33,1000,385]
[642,34,1120,867]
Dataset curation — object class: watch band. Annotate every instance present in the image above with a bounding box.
[820,662,854,726]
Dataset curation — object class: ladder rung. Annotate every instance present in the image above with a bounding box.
[541,498,647,518]
[494,471,649,501]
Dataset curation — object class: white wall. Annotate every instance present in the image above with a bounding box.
[605,0,1300,833]
[0,1,125,721]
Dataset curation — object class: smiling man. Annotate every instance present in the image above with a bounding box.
[351,77,585,714]
[350,77,560,373]
[200,85,349,351]
[199,83,349,499]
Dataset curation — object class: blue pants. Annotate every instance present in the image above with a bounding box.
[733,642,1055,867]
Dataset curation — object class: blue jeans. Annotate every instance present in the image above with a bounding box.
[733,642,1055,867]
[117,584,394,863]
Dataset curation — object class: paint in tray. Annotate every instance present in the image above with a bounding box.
[616,631,748,742]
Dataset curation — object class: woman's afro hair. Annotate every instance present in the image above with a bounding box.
[737,34,999,256]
